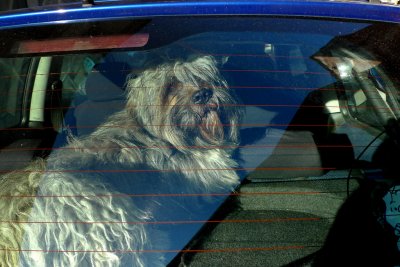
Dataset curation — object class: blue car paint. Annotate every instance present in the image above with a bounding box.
[3,1,399,265]
[0,0,399,29]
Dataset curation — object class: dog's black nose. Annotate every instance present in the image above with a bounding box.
[192,88,213,104]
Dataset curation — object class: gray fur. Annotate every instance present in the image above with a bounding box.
[0,55,241,266]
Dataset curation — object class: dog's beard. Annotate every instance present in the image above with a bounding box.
[199,108,224,143]
[195,89,239,145]
[168,95,234,146]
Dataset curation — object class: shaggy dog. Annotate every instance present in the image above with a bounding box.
[0,55,242,266]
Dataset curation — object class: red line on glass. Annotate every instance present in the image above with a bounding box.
[0,123,377,132]
[0,144,375,153]
[0,191,327,199]
[0,166,336,174]
[1,102,397,113]
[0,217,321,225]
[222,69,330,76]
[0,245,306,254]
[5,85,381,94]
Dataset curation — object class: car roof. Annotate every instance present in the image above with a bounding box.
[0,0,399,30]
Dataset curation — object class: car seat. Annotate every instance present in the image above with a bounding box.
[72,61,130,137]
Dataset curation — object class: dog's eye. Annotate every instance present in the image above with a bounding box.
[192,88,213,104]
[166,79,178,92]
[167,83,174,91]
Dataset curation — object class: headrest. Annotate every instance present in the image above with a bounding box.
[85,62,130,102]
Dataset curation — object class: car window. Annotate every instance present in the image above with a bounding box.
[0,57,30,128]
[0,16,400,267]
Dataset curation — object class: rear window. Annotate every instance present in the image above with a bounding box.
[0,16,399,267]
[0,57,29,128]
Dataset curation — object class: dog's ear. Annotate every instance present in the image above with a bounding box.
[124,63,173,127]
[124,72,143,120]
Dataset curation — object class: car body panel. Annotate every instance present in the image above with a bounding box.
[0,0,400,30]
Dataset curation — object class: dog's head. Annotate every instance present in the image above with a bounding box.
[126,55,242,149]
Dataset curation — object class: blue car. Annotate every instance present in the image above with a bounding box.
[0,0,400,266]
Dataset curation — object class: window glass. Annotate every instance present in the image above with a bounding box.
[0,17,399,267]
[0,57,29,128]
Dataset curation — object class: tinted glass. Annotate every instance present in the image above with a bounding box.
[0,17,399,267]
[0,57,29,128]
